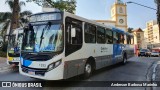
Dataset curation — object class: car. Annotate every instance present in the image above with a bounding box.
[138,49,151,57]
[151,52,159,57]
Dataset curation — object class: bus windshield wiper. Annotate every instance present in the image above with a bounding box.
[39,22,51,48]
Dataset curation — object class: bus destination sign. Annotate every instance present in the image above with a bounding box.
[29,13,61,22]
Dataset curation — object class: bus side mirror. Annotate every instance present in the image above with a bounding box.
[71,28,76,37]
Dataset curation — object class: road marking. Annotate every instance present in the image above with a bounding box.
[152,61,160,90]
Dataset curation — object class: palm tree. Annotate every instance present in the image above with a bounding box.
[0,0,32,42]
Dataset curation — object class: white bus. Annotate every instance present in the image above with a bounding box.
[19,11,134,80]
[7,28,23,66]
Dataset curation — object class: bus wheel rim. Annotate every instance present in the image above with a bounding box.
[85,64,91,74]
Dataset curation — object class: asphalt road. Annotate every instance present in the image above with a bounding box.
[0,56,160,90]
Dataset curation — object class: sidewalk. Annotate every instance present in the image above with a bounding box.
[0,57,12,72]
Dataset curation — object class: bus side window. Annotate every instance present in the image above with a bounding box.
[65,17,83,56]
[120,34,124,44]
[105,29,113,44]
[131,36,134,44]
[84,23,96,43]
[66,19,82,45]
[127,35,132,44]
[71,25,82,45]
[97,26,105,44]
[124,35,127,44]
[113,31,119,44]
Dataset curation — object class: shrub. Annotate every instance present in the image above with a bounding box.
[0,51,7,57]
[1,41,8,52]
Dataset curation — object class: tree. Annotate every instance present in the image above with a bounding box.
[0,0,32,42]
[127,27,134,33]
[26,0,77,14]
[10,0,20,32]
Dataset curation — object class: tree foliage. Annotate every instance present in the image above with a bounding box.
[127,27,134,33]
[5,0,26,13]
[26,0,77,14]
[0,0,32,42]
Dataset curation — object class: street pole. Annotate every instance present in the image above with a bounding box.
[154,0,160,43]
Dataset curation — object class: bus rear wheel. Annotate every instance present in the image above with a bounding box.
[83,62,92,79]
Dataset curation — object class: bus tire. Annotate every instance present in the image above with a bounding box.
[83,61,92,79]
[122,54,127,65]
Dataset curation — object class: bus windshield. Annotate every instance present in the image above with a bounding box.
[23,23,63,52]
[8,35,16,48]
[8,30,23,52]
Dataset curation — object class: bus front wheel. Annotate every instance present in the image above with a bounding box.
[83,62,92,79]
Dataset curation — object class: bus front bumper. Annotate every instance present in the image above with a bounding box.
[19,64,64,80]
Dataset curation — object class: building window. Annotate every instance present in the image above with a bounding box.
[137,33,140,38]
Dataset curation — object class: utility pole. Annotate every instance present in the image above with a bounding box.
[155,0,160,24]
[10,0,19,34]
[155,0,160,43]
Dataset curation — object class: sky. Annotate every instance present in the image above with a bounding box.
[0,0,157,29]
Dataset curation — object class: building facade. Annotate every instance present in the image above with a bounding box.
[96,0,128,31]
[143,20,160,49]
[132,28,144,49]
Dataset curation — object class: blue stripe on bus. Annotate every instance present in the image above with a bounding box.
[113,44,123,63]
[23,59,32,67]
[112,27,125,34]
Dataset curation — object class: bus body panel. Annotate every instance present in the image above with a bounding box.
[19,53,65,80]
[19,61,64,80]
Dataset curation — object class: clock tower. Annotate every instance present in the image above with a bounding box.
[111,0,127,31]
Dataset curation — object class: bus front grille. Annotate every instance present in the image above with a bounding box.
[21,66,46,76]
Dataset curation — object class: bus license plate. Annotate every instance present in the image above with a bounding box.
[28,70,35,75]
[13,58,19,61]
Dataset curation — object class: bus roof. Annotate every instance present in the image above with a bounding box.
[112,27,125,34]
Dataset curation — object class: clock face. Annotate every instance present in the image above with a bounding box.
[119,19,124,24]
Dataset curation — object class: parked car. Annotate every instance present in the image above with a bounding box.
[151,52,159,57]
[138,49,151,57]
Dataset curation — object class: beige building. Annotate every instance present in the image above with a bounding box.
[143,20,160,48]
[153,24,160,43]
[96,0,128,31]
[132,28,144,49]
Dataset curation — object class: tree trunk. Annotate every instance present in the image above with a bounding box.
[10,0,19,34]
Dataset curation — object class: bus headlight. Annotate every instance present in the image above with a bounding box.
[47,60,62,71]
